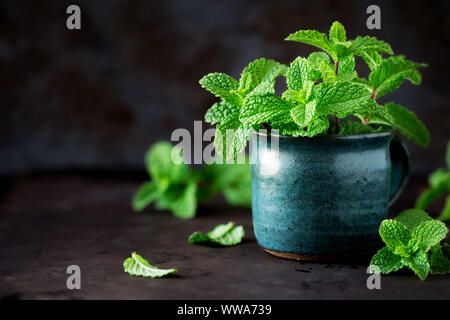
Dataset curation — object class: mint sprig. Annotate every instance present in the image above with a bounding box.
[370,209,449,280]
[132,142,251,219]
[416,140,450,221]
[200,21,430,160]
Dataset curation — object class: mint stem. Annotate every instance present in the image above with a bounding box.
[334,61,340,134]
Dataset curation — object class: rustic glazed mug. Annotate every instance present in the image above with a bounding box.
[249,130,409,260]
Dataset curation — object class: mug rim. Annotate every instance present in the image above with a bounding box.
[254,129,395,140]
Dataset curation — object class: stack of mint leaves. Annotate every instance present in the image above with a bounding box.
[132,142,251,219]
[200,21,429,160]
[416,140,450,222]
[370,209,449,280]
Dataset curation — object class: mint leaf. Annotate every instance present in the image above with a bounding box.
[410,220,448,252]
[205,101,239,125]
[438,196,450,222]
[290,101,316,128]
[349,36,393,56]
[145,142,191,187]
[314,82,375,118]
[123,252,177,278]
[199,72,241,107]
[329,21,346,43]
[132,182,160,212]
[337,120,379,135]
[395,209,432,231]
[240,58,287,93]
[403,250,430,280]
[360,50,382,70]
[369,56,427,98]
[378,102,430,147]
[429,169,449,188]
[214,116,251,161]
[189,222,245,246]
[285,29,334,59]
[379,219,411,251]
[416,185,450,210]
[430,245,450,275]
[308,52,331,79]
[370,247,403,274]
[241,93,293,126]
[287,57,315,91]
[156,183,198,219]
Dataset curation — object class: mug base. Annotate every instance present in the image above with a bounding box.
[263,248,369,261]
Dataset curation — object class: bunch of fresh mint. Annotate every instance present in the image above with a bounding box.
[416,140,450,222]
[132,142,251,219]
[200,21,430,160]
[370,209,449,280]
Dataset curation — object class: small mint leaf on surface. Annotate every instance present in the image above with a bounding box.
[123,252,177,278]
[403,251,430,281]
[409,220,448,252]
[189,222,245,246]
[430,245,450,275]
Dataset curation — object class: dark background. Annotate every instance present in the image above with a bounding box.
[1,0,449,177]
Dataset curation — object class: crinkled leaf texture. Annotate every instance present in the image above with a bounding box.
[123,252,177,278]
[189,222,245,246]
[369,56,427,98]
[409,220,447,252]
[199,72,241,107]
[430,245,450,275]
[379,219,411,251]
[205,101,239,125]
[370,247,403,274]
[395,209,432,231]
[402,250,430,280]
[240,58,287,93]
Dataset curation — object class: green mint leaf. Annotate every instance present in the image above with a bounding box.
[189,222,245,246]
[214,116,252,161]
[410,220,448,252]
[145,142,191,186]
[123,252,177,278]
[416,185,450,210]
[287,57,316,91]
[308,52,331,79]
[285,116,329,138]
[156,183,198,219]
[429,169,449,188]
[337,120,379,135]
[438,196,450,222]
[240,58,287,92]
[204,101,239,125]
[368,56,427,98]
[370,247,403,274]
[315,81,374,118]
[430,245,450,275]
[349,36,393,56]
[285,29,335,60]
[360,50,382,71]
[132,182,160,212]
[395,209,432,231]
[199,72,241,107]
[250,80,276,95]
[379,219,411,251]
[241,93,293,126]
[329,21,346,43]
[382,102,430,147]
[403,251,430,280]
[290,101,316,128]
[338,55,355,74]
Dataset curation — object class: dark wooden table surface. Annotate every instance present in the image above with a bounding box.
[0,174,449,300]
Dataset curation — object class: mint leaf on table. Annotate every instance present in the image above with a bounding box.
[123,252,177,278]
[156,182,198,220]
[370,209,450,280]
[189,222,245,246]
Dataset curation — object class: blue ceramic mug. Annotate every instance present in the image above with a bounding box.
[250,131,409,260]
